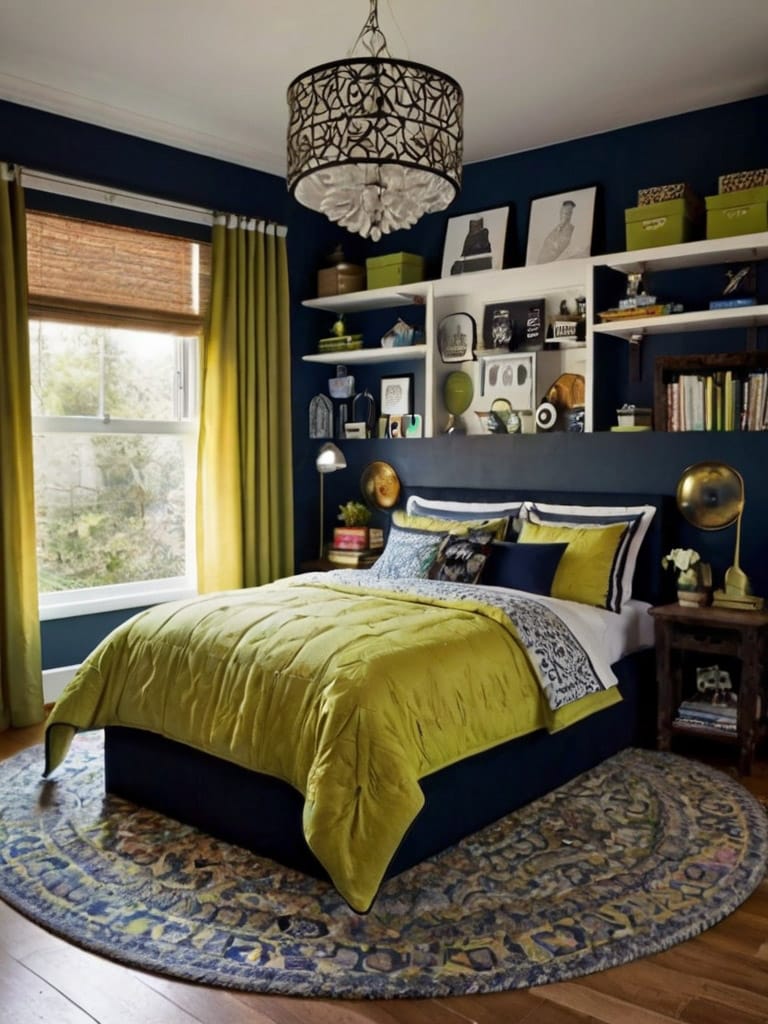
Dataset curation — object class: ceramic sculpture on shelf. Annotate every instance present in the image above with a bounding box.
[443,371,473,433]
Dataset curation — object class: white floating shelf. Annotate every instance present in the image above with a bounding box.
[594,233,768,274]
[303,283,429,312]
[302,344,428,365]
[593,304,768,341]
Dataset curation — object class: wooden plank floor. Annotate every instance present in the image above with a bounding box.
[1,720,766,1024]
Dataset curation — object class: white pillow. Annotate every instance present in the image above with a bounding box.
[406,495,525,521]
[520,502,656,611]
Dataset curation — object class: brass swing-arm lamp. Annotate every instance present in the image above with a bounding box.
[676,461,763,610]
[316,442,347,559]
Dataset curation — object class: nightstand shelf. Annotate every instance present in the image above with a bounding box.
[649,602,768,774]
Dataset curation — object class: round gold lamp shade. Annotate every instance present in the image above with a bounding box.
[675,461,762,609]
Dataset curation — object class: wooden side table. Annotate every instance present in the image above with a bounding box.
[649,603,768,774]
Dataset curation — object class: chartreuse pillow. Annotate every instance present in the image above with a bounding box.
[392,509,509,541]
[517,519,629,610]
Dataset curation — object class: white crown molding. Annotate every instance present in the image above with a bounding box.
[0,72,287,179]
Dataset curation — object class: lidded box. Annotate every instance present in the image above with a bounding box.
[365,252,424,290]
[705,186,768,239]
[625,197,702,251]
[317,262,364,298]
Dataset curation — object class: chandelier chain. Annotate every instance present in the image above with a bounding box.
[349,0,391,59]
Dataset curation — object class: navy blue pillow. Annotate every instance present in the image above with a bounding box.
[482,541,568,595]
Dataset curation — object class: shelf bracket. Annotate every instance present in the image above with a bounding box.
[628,331,644,382]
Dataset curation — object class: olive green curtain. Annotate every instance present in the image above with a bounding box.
[196,216,294,591]
[0,164,44,729]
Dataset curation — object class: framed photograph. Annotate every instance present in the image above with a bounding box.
[438,311,477,362]
[481,298,545,352]
[525,187,597,266]
[441,206,509,278]
[380,374,413,416]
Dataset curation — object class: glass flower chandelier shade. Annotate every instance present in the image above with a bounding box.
[287,1,463,241]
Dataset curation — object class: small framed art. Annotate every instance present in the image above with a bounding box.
[380,374,413,417]
[441,206,509,278]
[481,353,535,410]
[525,187,597,266]
[480,298,545,352]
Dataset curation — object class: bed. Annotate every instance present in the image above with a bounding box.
[44,490,668,914]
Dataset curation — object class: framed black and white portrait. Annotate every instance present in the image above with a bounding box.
[525,187,597,266]
[441,206,509,278]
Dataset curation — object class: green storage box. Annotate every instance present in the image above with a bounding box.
[624,198,700,251]
[706,186,768,239]
[366,252,424,289]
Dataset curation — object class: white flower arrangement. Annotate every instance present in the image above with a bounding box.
[661,547,701,589]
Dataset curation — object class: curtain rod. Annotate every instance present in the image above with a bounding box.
[21,168,214,228]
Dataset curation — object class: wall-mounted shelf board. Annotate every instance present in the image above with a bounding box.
[303,282,429,313]
[302,344,428,365]
[594,233,768,274]
[593,304,768,341]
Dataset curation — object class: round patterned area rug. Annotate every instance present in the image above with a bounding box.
[0,734,765,999]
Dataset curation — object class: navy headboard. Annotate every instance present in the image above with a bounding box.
[399,486,673,606]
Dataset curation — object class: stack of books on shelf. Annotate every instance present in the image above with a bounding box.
[317,333,363,353]
[673,697,738,733]
[665,369,768,432]
[325,526,384,568]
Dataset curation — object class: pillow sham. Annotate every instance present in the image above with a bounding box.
[517,519,629,611]
[481,540,568,595]
[368,522,444,580]
[520,501,656,610]
[405,496,523,538]
[392,509,509,541]
[429,527,495,585]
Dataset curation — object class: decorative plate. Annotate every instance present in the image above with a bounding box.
[361,461,401,510]
[437,312,476,363]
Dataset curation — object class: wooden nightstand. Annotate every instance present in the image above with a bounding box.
[649,603,768,774]
[299,556,380,572]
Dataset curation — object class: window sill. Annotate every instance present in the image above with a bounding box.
[39,583,197,621]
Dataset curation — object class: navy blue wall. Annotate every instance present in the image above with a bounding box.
[2,93,768,666]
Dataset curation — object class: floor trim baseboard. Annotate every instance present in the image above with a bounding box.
[43,665,81,704]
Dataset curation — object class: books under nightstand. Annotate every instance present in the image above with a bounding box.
[649,602,768,774]
[324,547,381,569]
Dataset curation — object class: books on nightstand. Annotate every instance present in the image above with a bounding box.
[325,547,381,568]
[674,697,738,733]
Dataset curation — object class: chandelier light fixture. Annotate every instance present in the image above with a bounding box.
[286,0,463,241]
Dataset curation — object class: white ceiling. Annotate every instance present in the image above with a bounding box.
[1,0,767,178]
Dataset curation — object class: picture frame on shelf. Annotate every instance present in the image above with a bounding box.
[525,186,597,266]
[441,206,509,278]
[480,298,545,352]
[480,353,535,411]
[437,311,477,362]
[380,373,414,417]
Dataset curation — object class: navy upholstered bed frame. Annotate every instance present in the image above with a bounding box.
[104,491,670,898]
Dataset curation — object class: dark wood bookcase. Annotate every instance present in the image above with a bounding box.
[653,350,768,432]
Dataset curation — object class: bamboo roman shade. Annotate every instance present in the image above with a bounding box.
[26,212,211,332]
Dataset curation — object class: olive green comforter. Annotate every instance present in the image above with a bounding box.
[45,574,619,912]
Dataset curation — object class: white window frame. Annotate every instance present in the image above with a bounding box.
[34,333,200,620]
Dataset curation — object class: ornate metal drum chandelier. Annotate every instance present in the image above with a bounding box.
[287,0,463,241]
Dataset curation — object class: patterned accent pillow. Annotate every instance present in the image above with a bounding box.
[429,528,495,584]
[517,519,629,611]
[368,523,444,579]
[482,541,568,595]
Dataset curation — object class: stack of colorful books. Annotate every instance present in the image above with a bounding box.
[673,697,738,733]
[325,526,384,568]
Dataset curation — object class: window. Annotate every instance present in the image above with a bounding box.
[27,212,210,618]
